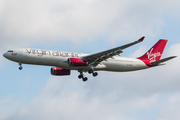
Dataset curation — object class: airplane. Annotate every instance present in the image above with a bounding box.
[3,36,177,82]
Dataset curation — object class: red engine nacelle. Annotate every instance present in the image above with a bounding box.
[67,58,88,66]
[51,67,71,76]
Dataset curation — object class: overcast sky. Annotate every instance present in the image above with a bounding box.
[0,0,180,120]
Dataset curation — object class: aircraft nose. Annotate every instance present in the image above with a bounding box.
[3,53,8,58]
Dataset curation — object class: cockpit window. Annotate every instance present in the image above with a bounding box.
[7,50,13,52]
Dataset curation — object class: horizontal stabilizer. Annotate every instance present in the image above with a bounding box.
[150,56,177,66]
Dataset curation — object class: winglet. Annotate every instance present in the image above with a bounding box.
[138,36,145,42]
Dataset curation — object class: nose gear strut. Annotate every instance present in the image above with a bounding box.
[18,62,23,70]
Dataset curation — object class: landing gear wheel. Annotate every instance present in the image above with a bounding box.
[18,62,23,70]
[19,66,23,70]
[88,69,93,74]
[78,75,83,79]
[78,71,88,82]
[93,72,98,77]
[83,77,88,82]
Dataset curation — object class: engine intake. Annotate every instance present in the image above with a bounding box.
[51,67,70,76]
[67,58,88,66]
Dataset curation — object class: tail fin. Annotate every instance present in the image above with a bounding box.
[137,39,168,61]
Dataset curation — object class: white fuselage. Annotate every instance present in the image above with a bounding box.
[3,48,150,72]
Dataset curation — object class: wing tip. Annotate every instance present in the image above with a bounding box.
[172,56,177,58]
[138,36,145,42]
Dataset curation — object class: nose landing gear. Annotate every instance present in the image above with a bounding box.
[18,62,23,70]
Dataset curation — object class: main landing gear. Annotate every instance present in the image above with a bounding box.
[78,72,88,82]
[18,62,23,70]
[88,69,98,77]
[78,69,98,82]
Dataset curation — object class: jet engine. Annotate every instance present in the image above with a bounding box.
[51,67,71,76]
[67,58,88,66]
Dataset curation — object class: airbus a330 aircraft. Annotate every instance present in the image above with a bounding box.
[3,36,176,81]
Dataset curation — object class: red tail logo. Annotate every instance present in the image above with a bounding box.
[137,39,167,61]
[146,48,161,61]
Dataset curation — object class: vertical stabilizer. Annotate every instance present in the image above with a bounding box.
[137,39,167,61]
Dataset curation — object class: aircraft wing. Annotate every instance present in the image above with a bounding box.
[82,36,145,66]
[150,56,177,66]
